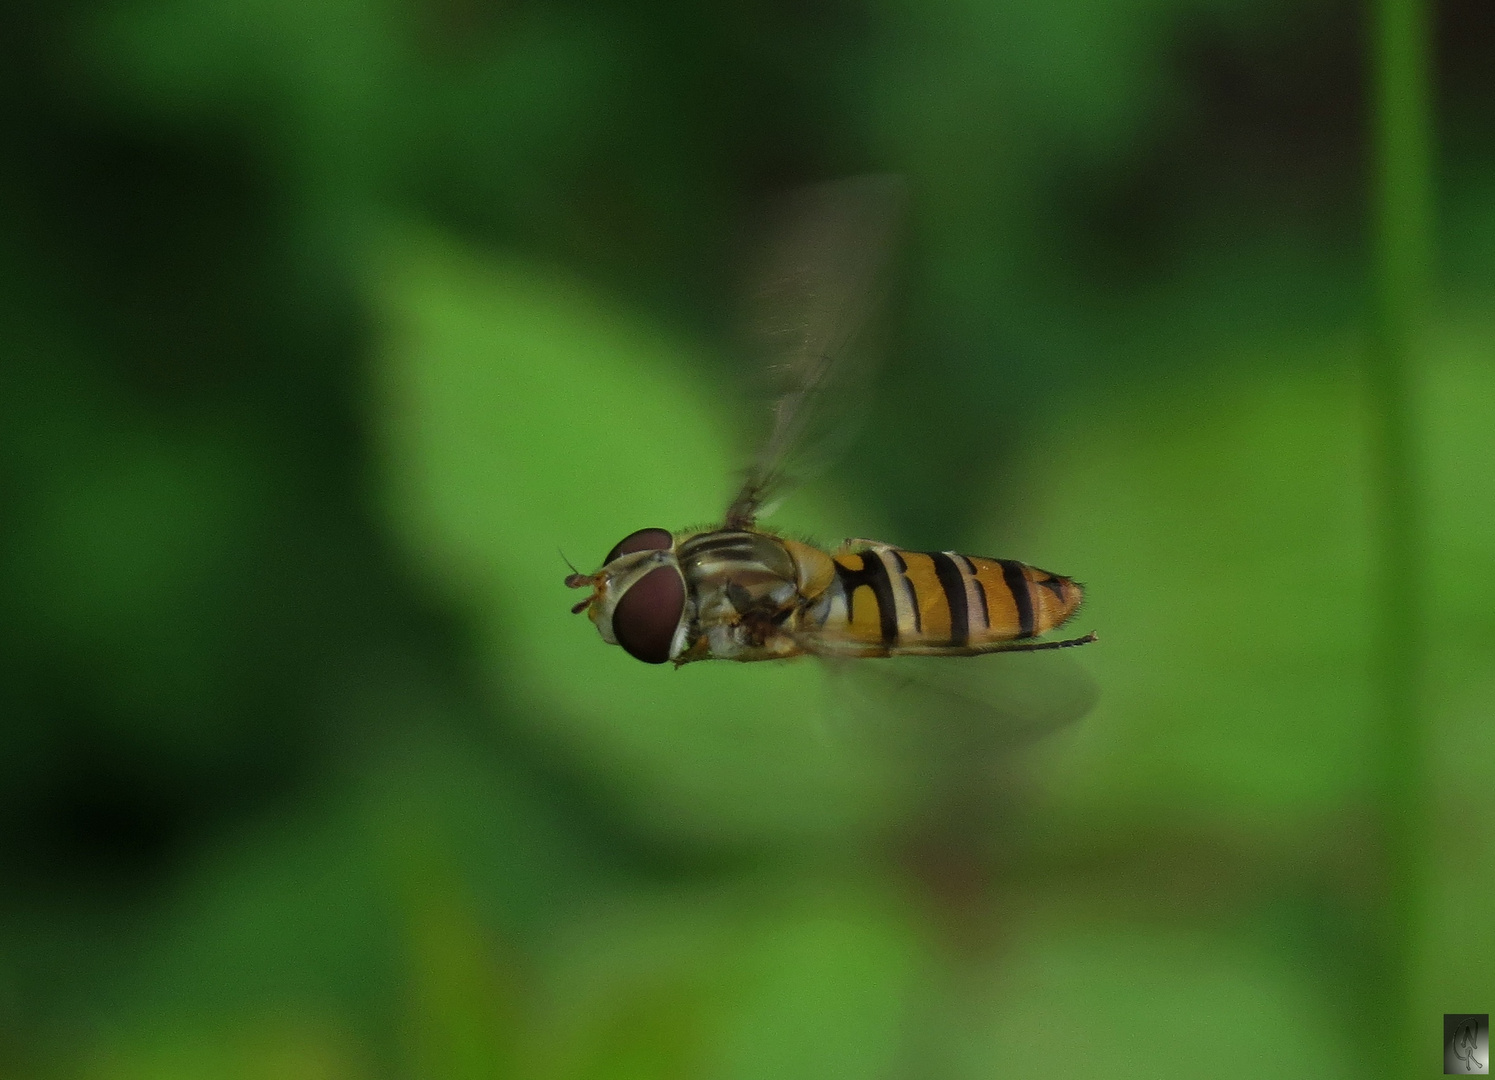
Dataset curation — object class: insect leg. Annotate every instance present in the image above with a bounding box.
[972,632,1098,654]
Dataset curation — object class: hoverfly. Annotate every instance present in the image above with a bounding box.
[565,177,1095,667]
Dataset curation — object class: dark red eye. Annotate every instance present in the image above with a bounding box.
[604,527,673,565]
[612,566,686,664]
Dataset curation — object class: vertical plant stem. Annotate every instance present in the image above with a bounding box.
[1369,0,1431,1074]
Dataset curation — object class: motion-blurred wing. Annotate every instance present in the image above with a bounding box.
[819,652,1098,766]
[822,653,1098,936]
[724,175,905,529]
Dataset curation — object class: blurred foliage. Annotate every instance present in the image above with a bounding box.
[1,0,1493,1077]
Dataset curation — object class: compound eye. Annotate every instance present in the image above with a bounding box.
[612,566,686,664]
[604,527,673,565]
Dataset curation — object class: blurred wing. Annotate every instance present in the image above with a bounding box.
[817,652,1098,767]
[724,175,905,529]
[816,653,1097,928]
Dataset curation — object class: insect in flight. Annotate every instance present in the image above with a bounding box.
[565,177,1096,667]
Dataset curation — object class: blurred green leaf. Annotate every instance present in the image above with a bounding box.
[982,347,1375,820]
[974,917,1349,1078]
[373,230,899,847]
[80,1017,366,1080]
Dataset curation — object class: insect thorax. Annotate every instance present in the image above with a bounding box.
[675,530,834,662]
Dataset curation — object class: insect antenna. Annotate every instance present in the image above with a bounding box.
[560,548,596,602]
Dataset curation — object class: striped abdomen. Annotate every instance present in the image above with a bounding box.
[809,546,1084,657]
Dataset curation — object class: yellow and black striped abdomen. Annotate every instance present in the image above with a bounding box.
[815,546,1083,656]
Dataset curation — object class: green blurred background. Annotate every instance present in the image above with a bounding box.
[1,0,1491,1076]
